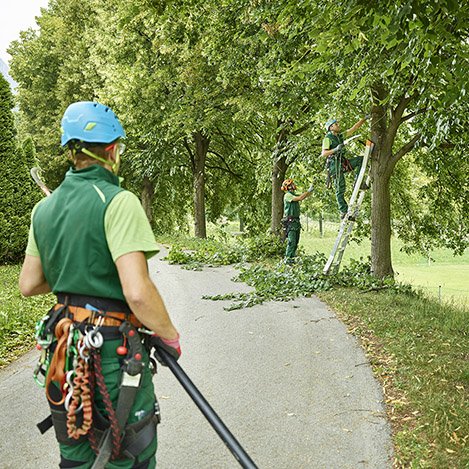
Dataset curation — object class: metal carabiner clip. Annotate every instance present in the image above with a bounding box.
[64,389,83,414]
[84,329,104,350]
[33,362,46,387]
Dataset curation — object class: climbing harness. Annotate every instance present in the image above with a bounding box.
[34,295,158,466]
[281,216,299,239]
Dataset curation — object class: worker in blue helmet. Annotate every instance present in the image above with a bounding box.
[322,116,369,219]
[60,101,127,174]
[20,101,181,468]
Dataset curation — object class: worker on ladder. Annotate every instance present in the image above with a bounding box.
[322,116,369,220]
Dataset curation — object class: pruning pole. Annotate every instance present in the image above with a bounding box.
[158,348,258,469]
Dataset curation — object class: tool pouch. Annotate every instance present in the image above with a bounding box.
[280,217,289,241]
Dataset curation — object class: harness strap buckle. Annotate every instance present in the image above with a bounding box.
[121,372,141,388]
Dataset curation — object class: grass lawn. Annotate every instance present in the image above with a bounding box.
[300,221,469,308]
[0,264,53,367]
[318,287,468,468]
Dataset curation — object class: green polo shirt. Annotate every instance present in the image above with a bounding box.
[26,191,158,261]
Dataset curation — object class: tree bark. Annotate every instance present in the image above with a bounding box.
[141,176,154,226]
[270,123,290,236]
[191,131,210,238]
[270,153,287,236]
[370,165,394,278]
[369,83,394,278]
[369,84,420,278]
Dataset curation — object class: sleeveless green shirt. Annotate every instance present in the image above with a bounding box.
[33,165,125,301]
[323,131,345,151]
[284,191,301,218]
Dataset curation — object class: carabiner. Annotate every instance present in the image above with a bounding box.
[84,329,104,349]
[33,362,46,387]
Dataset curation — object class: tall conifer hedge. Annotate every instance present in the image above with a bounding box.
[0,75,40,263]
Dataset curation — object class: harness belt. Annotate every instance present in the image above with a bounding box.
[55,292,142,328]
[57,293,132,313]
[53,303,142,328]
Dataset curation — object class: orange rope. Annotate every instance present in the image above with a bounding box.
[66,354,93,439]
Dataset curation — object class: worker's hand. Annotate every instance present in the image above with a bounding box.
[307,184,314,193]
[332,143,344,153]
[149,334,181,366]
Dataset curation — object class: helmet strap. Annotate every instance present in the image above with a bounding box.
[80,147,119,174]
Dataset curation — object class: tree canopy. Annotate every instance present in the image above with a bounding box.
[7,0,468,274]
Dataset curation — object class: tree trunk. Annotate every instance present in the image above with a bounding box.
[192,131,210,238]
[270,153,287,236]
[370,85,395,278]
[141,176,154,226]
[370,165,394,278]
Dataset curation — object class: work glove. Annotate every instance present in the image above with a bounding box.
[307,184,314,193]
[332,143,344,153]
[149,334,181,366]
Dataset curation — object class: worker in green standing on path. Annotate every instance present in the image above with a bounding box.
[322,116,369,220]
[19,101,181,469]
[281,178,314,262]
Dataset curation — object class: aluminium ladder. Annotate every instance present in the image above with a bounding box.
[323,140,374,275]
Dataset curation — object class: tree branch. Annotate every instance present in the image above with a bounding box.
[183,137,195,171]
[400,107,429,124]
[208,149,230,167]
[388,92,417,145]
[391,133,421,165]
[291,122,311,136]
[205,163,241,179]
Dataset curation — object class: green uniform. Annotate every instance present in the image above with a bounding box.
[27,165,159,468]
[322,132,363,216]
[283,191,301,259]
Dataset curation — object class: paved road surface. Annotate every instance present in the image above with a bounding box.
[0,250,393,468]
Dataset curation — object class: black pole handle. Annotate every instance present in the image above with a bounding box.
[157,348,259,469]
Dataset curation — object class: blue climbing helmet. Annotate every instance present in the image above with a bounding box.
[325,118,337,132]
[61,101,126,146]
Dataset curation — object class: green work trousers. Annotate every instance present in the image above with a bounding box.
[49,336,158,468]
[329,155,363,215]
[285,220,301,258]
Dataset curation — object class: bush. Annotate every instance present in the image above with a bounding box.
[165,234,285,269]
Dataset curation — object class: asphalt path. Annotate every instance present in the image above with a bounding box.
[0,250,393,468]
